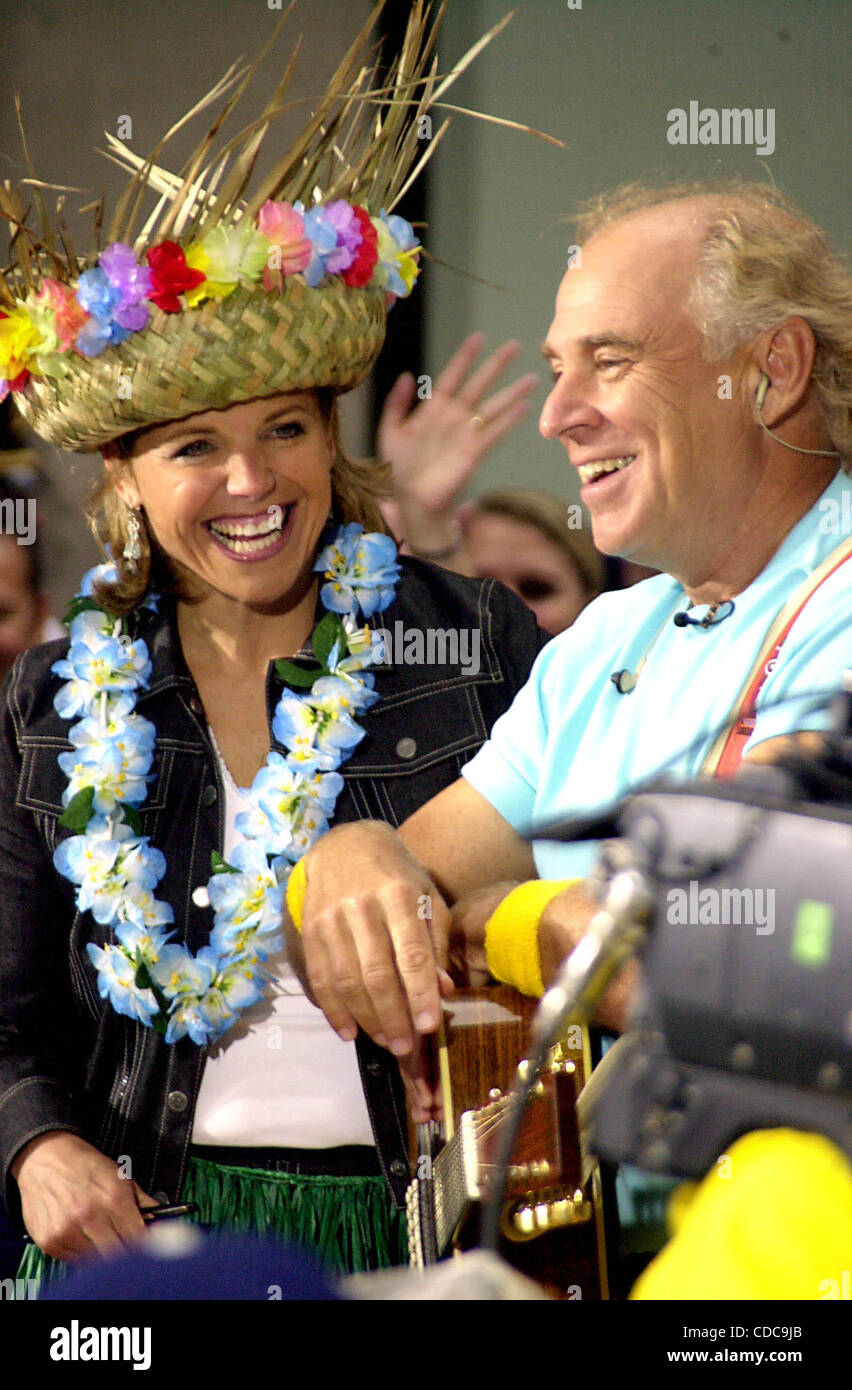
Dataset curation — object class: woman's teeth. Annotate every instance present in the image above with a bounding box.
[207,506,289,553]
[579,455,636,484]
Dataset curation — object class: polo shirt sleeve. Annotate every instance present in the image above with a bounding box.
[746,561,852,752]
[462,634,565,831]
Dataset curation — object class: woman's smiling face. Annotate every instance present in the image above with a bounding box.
[110,391,334,613]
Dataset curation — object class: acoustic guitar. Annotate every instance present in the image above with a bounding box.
[405,983,608,1299]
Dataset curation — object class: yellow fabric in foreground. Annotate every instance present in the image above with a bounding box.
[484,880,575,999]
[286,856,308,932]
[631,1128,852,1300]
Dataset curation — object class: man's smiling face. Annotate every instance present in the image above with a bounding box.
[539,202,758,576]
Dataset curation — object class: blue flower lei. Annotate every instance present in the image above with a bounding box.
[51,523,400,1047]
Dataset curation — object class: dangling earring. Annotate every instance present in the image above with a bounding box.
[123,506,143,572]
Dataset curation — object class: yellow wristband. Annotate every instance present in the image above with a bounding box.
[286,856,308,932]
[484,880,577,998]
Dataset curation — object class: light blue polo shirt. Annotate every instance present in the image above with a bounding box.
[463,471,852,879]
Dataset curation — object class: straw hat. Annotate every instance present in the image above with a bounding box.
[0,3,521,453]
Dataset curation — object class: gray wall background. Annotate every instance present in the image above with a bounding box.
[427,0,850,500]
[1,0,849,607]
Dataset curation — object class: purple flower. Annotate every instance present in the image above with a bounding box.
[100,243,153,332]
[322,201,363,274]
[100,243,154,304]
[74,247,152,356]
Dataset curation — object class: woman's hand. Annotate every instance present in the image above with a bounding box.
[12,1131,156,1262]
[299,821,453,1057]
[378,333,539,560]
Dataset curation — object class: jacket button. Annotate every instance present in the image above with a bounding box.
[390,1159,408,1178]
[167,1090,188,1113]
[201,784,218,806]
[395,737,417,760]
[366,1060,381,1076]
[153,1191,170,1205]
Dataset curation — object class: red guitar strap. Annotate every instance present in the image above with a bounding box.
[703,535,852,780]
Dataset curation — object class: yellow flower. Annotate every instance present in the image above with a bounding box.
[22,298,70,379]
[0,305,41,379]
[397,249,420,295]
[183,224,268,308]
[182,245,234,307]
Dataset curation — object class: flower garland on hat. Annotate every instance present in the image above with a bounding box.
[51,523,399,1047]
[0,204,419,401]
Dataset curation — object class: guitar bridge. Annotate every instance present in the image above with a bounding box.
[504,1186,593,1242]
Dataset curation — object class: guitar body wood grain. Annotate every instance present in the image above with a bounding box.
[407,983,609,1300]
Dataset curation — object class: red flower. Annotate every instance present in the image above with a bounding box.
[341,208,379,288]
[146,240,207,313]
[0,369,29,402]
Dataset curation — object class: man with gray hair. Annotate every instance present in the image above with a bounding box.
[291,181,852,1076]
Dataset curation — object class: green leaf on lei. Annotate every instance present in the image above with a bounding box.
[312,611,344,666]
[274,658,324,688]
[62,595,125,627]
[135,952,169,1018]
[210,850,237,875]
[58,785,96,831]
[62,595,102,625]
[122,807,143,835]
[134,956,153,990]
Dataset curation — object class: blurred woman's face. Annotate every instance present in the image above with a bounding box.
[464,511,589,635]
[0,535,46,682]
[111,391,334,615]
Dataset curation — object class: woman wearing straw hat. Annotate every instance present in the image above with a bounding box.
[0,8,545,1280]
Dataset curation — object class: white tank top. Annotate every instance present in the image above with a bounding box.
[190,734,375,1149]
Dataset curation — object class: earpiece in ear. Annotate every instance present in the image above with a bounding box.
[752,370,841,457]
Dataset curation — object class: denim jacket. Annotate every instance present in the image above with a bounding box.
[0,558,545,1226]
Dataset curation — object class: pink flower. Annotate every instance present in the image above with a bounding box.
[36,278,89,350]
[257,200,311,290]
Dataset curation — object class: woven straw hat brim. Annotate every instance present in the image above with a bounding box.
[15,277,387,453]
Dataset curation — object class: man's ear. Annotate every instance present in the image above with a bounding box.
[752,318,817,425]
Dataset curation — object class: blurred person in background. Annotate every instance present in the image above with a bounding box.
[0,475,63,685]
[460,488,604,635]
[378,333,606,634]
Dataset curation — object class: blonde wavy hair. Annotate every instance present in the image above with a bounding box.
[576,180,852,469]
[88,389,390,614]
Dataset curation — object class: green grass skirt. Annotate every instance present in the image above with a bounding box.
[17,1154,408,1296]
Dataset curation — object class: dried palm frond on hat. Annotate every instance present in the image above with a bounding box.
[0,1,553,453]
